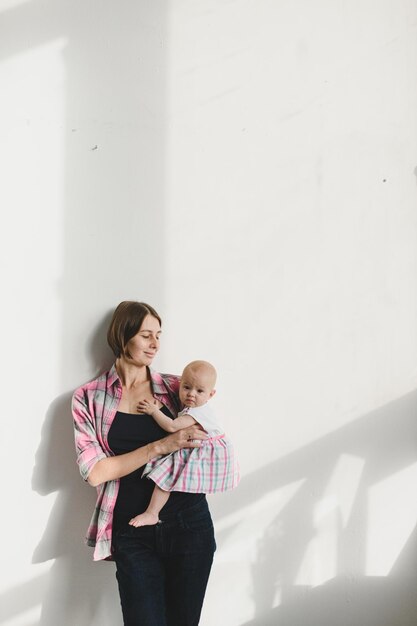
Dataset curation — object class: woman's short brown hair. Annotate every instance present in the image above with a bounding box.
[107,301,162,358]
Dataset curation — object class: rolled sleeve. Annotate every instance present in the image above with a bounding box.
[72,389,107,481]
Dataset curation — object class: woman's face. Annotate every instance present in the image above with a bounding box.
[125,314,161,366]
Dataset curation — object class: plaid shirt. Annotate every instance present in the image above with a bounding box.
[72,364,181,561]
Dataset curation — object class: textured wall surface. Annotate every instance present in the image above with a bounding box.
[0,1,416,624]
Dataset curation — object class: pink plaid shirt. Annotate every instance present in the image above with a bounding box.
[72,364,181,561]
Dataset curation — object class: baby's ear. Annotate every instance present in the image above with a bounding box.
[209,389,216,398]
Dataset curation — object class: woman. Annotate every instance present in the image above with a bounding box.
[72,301,216,626]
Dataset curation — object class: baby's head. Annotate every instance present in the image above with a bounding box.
[179,360,217,408]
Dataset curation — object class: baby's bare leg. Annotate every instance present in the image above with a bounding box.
[129,485,170,527]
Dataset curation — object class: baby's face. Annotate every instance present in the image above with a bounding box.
[179,369,215,408]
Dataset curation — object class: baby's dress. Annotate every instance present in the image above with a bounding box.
[142,403,240,494]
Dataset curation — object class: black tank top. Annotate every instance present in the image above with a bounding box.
[108,405,204,531]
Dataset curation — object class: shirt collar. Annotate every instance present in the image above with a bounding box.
[149,368,168,396]
[106,363,120,388]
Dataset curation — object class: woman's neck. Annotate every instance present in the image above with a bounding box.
[115,358,149,389]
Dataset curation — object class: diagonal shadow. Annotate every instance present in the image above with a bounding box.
[219,388,417,626]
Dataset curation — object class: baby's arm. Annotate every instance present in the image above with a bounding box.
[137,399,197,433]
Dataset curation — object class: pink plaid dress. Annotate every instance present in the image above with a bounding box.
[142,404,240,494]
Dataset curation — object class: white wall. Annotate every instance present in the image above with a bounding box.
[1,1,416,624]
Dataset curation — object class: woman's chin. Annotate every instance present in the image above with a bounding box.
[127,355,155,367]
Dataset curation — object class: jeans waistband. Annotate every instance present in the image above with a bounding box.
[159,495,209,524]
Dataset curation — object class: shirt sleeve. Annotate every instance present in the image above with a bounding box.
[72,388,107,482]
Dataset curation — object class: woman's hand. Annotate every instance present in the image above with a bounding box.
[155,425,208,456]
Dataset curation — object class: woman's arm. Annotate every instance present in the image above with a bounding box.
[137,399,197,433]
[87,427,204,487]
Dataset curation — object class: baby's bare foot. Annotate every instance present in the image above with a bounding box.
[129,511,159,527]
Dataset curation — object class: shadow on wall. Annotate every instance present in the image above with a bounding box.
[25,312,118,626]
[209,389,417,626]
[31,393,121,625]
[86,309,115,377]
[0,393,120,625]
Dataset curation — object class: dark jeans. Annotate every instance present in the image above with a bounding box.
[112,498,216,626]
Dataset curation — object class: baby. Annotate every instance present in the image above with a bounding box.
[129,360,240,527]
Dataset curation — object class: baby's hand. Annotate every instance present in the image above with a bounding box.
[137,399,157,415]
